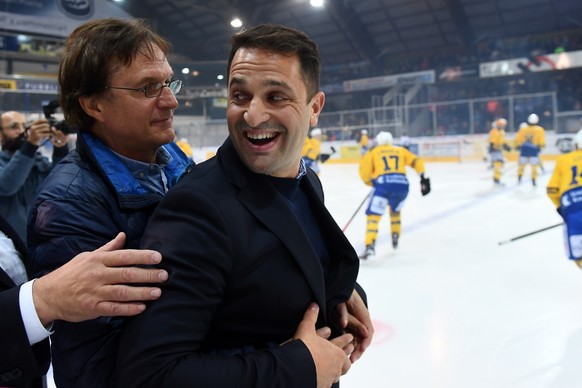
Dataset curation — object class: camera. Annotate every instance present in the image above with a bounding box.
[42,100,77,134]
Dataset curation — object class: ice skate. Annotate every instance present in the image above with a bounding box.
[392,233,399,249]
[360,244,375,260]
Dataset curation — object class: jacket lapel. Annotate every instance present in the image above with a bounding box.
[0,267,15,288]
[219,139,327,310]
[301,173,360,303]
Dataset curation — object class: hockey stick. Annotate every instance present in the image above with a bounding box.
[497,222,563,245]
[319,146,337,163]
[342,190,372,232]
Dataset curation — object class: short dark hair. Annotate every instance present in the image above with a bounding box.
[227,24,321,102]
[58,18,171,130]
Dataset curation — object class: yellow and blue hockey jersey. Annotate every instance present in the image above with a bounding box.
[488,127,506,151]
[547,149,582,210]
[359,144,425,186]
[515,125,546,153]
[301,136,321,161]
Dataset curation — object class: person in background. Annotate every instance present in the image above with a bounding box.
[486,121,497,170]
[0,111,69,240]
[301,127,322,174]
[399,131,411,150]
[116,23,373,388]
[175,136,193,158]
[359,131,431,259]
[27,18,192,388]
[359,128,369,156]
[517,120,546,173]
[1,208,167,388]
[489,117,511,185]
[547,129,582,269]
[515,113,546,186]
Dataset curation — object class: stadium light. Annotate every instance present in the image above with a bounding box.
[230,18,242,28]
[310,0,324,7]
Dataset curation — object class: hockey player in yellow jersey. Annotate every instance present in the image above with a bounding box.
[301,128,322,174]
[489,118,511,185]
[174,137,193,158]
[547,129,582,269]
[359,129,369,156]
[515,113,546,186]
[359,131,430,258]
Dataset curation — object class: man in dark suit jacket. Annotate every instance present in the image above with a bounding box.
[0,213,169,388]
[0,214,48,388]
[116,24,373,388]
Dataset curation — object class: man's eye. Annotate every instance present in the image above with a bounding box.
[146,83,162,92]
[269,95,286,102]
[232,92,247,101]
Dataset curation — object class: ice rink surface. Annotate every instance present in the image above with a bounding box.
[48,159,582,388]
[320,160,582,388]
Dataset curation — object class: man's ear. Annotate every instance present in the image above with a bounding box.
[79,95,104,122]
[309,91,325,128]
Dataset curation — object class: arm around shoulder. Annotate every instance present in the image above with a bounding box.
[0,284,50,386]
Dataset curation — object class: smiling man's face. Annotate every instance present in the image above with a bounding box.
[226,47,324,178]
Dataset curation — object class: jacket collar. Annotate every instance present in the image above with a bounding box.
[216,138,359,313]
[77,131,192,208]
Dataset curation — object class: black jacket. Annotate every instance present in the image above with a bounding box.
[116,137,363,387]
[0,214,49,388]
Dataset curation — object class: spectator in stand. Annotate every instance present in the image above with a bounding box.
[0,111,69,240]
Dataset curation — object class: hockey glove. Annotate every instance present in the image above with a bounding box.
[503,143,511,152]
[420,174,431,196]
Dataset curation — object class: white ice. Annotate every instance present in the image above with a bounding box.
[48,159,582,388]
[321,160,582,388]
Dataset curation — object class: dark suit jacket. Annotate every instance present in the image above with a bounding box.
[0,215,50,388]
[116,137,363,388]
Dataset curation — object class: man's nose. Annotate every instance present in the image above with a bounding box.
[157,86,179,109]
[243,98,270,127]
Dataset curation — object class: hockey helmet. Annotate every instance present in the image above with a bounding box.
[527,113,539,125]
[375,131,393,146]
[361,129,368,135]
[519,122,528,129]
[495,118,507,129]
[310,128,322,137]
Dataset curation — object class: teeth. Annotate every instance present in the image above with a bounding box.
[246,133,275,140]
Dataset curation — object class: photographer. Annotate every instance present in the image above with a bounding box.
[0,110,69,240]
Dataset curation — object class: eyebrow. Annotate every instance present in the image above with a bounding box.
[129,73,175,86]
[229,76,292,92]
